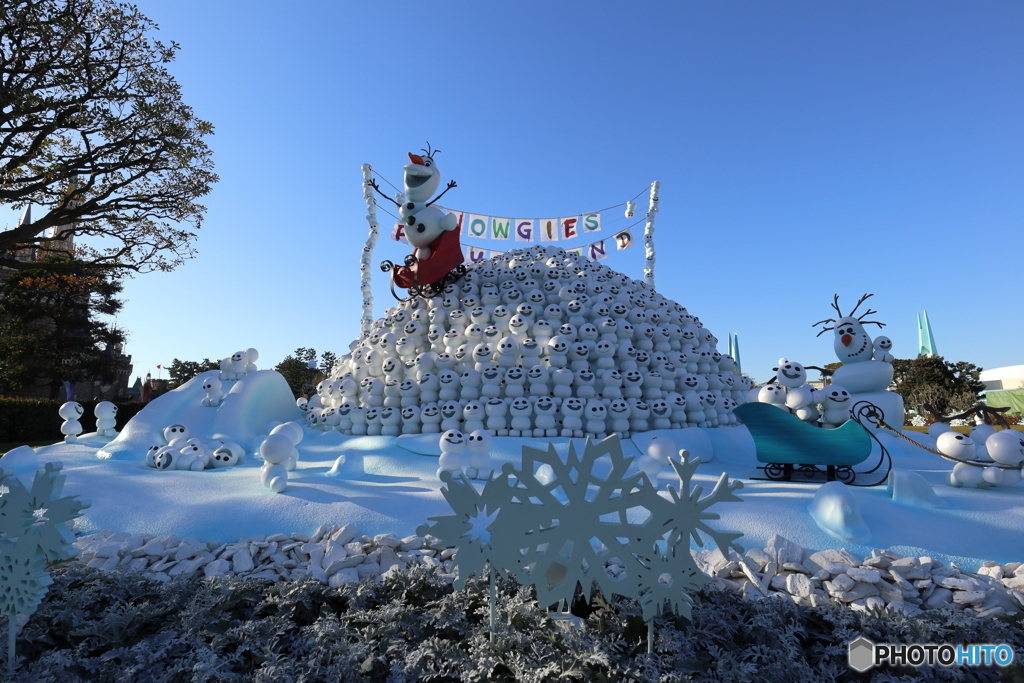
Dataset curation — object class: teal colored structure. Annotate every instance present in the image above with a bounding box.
[734,402,871,482]
[917,310,937,357]
[728,332,742,374]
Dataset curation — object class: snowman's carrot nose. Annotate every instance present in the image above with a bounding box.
[842,334,853,346]
[408,153,425,165]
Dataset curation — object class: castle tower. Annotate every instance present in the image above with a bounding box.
[917,310,937,357]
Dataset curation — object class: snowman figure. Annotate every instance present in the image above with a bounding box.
[259,433,292,493]
[987,429,1024,487]
[820,385,852,428]
[58,401,84,443]
[533,396,560,437]
[94,401,118,437]
[465,429,493,480]
[162,423,189,449]
[872,336,894,363]
[437,429,467,479]
[812,293,892,394]
[939,432,986,488]
[244,348,259,374]
[175,443,207,472]
[637,436,676,479]
[369,144,459,261]
[202,376,225,407]
[270,421,303,471]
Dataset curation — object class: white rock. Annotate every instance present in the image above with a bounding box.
[924,587,954,609]
[356,562,381,579]
[232,548,255,574]
[766,535,804,566]
[204,559,232,577]
[331,525,359,545]
[374,533,401,548]
[330,568,360,586]
[846,567,882,584]
[832,574,856,592]
[785,573,813,598]
[952,591,986,606]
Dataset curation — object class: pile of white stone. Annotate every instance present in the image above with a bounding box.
[72,525,457,587]
[71,528,1024,620]
[693,534,1024,619]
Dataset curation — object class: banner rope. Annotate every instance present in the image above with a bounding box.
[370,170,651,220]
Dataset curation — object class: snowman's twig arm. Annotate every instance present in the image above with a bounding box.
[426,180,457,207]
[369,179,401,207]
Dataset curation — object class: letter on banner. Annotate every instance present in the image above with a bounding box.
[540,218,559,242]
[468,246,488,263]
[490,217,511,240]
[588,239,608,261]
[560,216,579,240]
[582,212,601,233]
[614,230,633,250]
[468,214,489,239]
[392,221,409,244]
[566,247,584,260]
[515,219,535,242]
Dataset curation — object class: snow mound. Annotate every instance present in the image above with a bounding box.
[315,245,750,439]
[808,481,871,543]
[888,469,949,508]
[97,370,302,461]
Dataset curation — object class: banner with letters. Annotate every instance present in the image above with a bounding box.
[387,200,640,263]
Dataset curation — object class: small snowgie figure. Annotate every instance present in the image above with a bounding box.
[872,336,894,363]
[465,429,493,480]
[820,385,852,428]
[259,433,293,493]
[59,401,84,443]
[202,376,225,407]
[438,429,466,479]
[94,401,118,437]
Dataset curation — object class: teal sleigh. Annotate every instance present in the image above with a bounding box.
[734,402,872,484]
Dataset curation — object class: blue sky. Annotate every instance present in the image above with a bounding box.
[6,1,1022,384]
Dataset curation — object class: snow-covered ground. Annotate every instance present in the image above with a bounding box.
[5,370,1023,575]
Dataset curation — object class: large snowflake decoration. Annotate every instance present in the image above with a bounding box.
[420,435,745,622]
[0,461,89,667]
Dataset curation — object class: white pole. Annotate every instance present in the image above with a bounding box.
[643,181,660,290]
[359,164,381,337]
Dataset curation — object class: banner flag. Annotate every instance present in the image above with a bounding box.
[540,218,559,242]
[392,221,409,244]
[446,210,466,232]
[566,247,584,260]
[467,246,488,263]
[467,214,489,239]
[588,239,608,261]
[614,229,633,250]
[582,212,601,233]
[490,217,511,240]
[514,219,535,242]
[560,216,580,240]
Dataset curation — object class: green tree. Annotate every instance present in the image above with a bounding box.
[891,356,985,416]
[0,256,124,398]
[274,347,336,399]
[166,357,219,390]
[0,0,217,274]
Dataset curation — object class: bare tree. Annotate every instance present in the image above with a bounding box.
[0,0,217,273]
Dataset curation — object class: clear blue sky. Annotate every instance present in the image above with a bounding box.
[7,1,1022,384]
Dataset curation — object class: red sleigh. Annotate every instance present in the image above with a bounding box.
[379,226,466,300]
